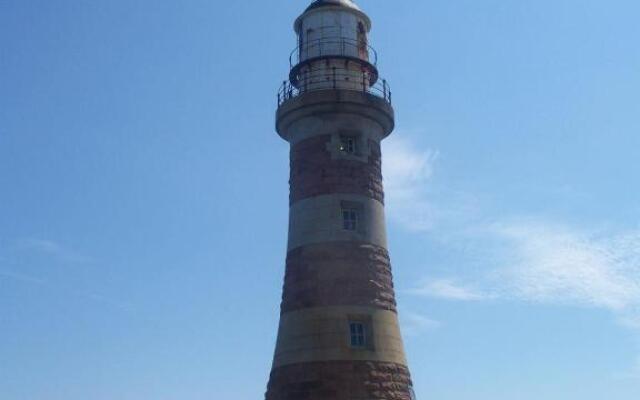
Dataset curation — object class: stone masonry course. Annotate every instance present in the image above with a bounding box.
[289,134,384,205]
[266,360,413,400]
[281,242,397,313]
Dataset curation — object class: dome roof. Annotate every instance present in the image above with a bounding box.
[295,0,370,33]
[305,0,361,12]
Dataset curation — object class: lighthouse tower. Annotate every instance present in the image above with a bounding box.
[267,1,415,399]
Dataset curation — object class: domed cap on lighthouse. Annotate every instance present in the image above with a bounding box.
[295,0,371,33]
[305,0,361,12]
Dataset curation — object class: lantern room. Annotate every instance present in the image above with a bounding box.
[294,0,371,63]
[289,0,379,91]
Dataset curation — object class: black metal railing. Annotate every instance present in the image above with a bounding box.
[277,67,391,106]
[290,37,378,68]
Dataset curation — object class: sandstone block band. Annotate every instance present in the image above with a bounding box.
[282,242,397,313]
[290,134,384,204]
[266,361,414,400]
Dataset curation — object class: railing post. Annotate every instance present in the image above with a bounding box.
[383,79,387,101]
[362,72,366,92]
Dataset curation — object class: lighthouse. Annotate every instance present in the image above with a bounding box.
[266,1,415,399]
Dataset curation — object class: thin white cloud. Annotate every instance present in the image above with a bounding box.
[20,238,64,254]
[0,270,46,285]
[16,238,92,263]
[384,134,640,374]
[489,221,640,315]
[407,279,488,301]
[383,135,440,231]
[400,311,442,337]
[619,314,640,330]
[383,135,438,200]
[383,135,480,232]
[384,136,640,324]
[1,238,132,313]
[408,221,640,330]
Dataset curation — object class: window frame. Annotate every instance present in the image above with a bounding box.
[339,135,357,155]
[342,208,358,231]
[349,321,366,348]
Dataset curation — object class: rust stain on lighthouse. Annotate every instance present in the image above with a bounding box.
[266,1,416,399]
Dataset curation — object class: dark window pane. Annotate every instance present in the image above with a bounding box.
[340,136,357,154]
[342,208,358,231]
[349,322,366,348]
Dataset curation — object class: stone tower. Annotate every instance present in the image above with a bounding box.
[266,1,415,399]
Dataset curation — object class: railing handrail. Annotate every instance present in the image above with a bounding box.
[290,36,378,68]
[277,67,391,107]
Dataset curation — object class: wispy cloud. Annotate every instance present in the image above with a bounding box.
[0,270,46,285]
[489,221,640,314]
[402,212,640,330]
[407,279,489,301]
[383,135,440,231]
[15,238,93,264]
[20,238,64,254]
[383,135,479,233]
[1,238,133,313]
[384,136,640,320]
[385,135,640,371]
[383,135,438,200]
[400,311,442,337]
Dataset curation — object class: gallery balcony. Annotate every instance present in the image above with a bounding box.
[277,67,391,107]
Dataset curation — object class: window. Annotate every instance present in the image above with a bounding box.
[339,136,357,154]
[306,28,316,53]
[349,322,366,348]
[342,208,358,231]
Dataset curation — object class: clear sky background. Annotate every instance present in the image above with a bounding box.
[1,1,639,399]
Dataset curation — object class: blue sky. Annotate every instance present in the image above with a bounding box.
[1,1,639,399]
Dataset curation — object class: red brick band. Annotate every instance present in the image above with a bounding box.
[266,360,413,400]
[290,135,384,205]
[281,242,397,314]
